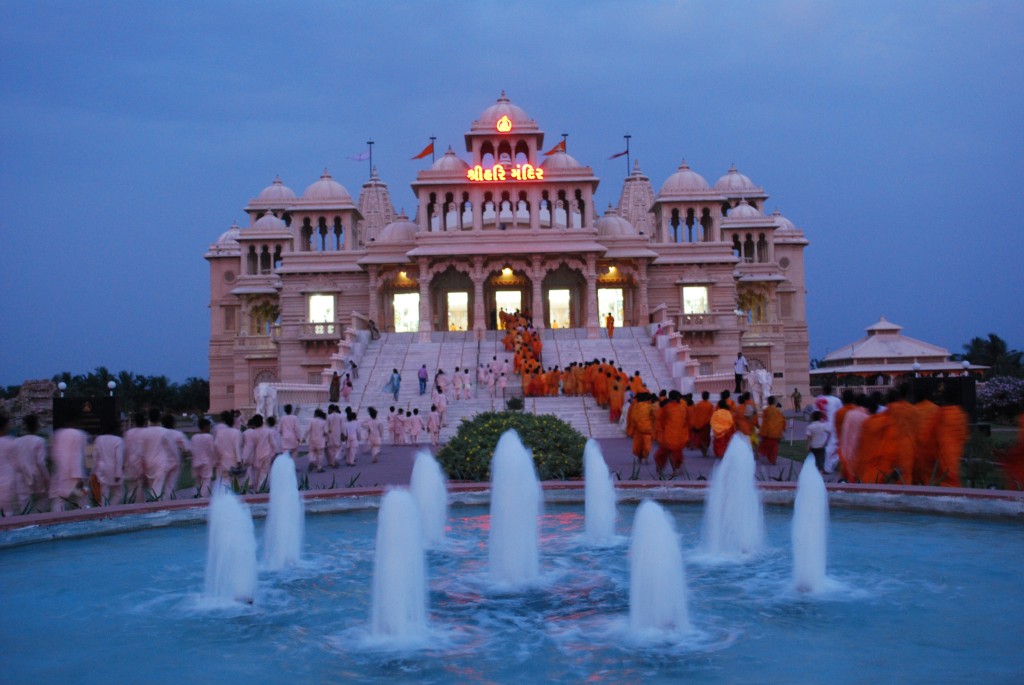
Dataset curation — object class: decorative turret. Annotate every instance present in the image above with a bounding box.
[356,167,397,245]
[616,160,657,238]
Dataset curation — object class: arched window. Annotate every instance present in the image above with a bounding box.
[756,233,768,263]
[444,192,457,231]
[743,233,755,262]
[247,246,258,274]
[428,192,439,231]
[480,141,495,169]
[317,217,328,251]
[499,191,513,224]
[273,245,282,269]
[333,217,343,250]
[259,245,271,274]
[514,140,529,165]
[301,218,313,252]
[483,192,496,226]
[539,191,551,227]
[686,208,696,242]
[573,189,585,227]
[701,208,713,242]
[732,234,742,259]
[556,190,569,227]
[670,209,681,243]
[461,193,472,230]
[516,191,529,223]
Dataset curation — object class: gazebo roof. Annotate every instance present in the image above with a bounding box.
[821,317,950,365]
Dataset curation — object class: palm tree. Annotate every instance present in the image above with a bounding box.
[959,334,1024,377]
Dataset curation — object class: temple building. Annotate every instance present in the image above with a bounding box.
[810,317,979,393]
[205,93,811,412]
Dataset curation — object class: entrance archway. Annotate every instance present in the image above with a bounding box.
[543,263,586,328]
[495,291,521,329]
[393,293,419,332]
[431,266,475,332]
[598,288,624,327]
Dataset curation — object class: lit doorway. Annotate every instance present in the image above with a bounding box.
[447,291,469,331]
[495,290,521,329]
[598,288,624,327]
[393,293,420,332]
[548,289,570,329]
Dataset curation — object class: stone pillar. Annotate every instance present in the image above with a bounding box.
[417,257,432,342]
[637,260,650,326]
[530,255,544,330]
[585,253,600,338]
[472,256,486,341]
[367,266,380,324]
[529,188,540,229]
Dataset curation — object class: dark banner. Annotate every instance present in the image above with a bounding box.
[52,397,121,435]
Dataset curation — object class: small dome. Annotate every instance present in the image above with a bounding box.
[472,91,537,132]
[771,208,798,233]
[713,165,757,192]
[659,160,710,195]
[216,222,241,247]
[727,199,761,219]
[257,176,296,201]
[302,169,353,203]
[250,212,286,231]
[595,205,636,238]
[431,147,470,172]
[376,212,418,243]
[541,151,583,170]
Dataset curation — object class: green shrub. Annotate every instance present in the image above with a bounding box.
[437,411,586,481]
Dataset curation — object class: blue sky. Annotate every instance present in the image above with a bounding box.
[2,0,1022,385]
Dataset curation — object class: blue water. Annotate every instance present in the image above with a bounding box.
[1,503,1022,684]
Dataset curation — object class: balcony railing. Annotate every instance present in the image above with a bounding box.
[676,313,720,331]
[299,322,342,340]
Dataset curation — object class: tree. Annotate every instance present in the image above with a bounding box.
[956,334,1024,378]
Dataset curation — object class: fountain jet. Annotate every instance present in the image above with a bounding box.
[263,453,304,570]
[629,500,690,633]
[792,456,829,593]
[584,439,617,544]
[204,485,258,604]
[410,450,448,549]
[700,435,766,559]
[488,430,541,586]
[371,489,428,638]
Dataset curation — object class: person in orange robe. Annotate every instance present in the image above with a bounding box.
[593,371,610,409]
[931,403,969,487]
[652,393,666,446]
[885,388,920,484]
[605,313,615,338]
[527,369,545,397]
[609,376,626,423]
[758,396,786,465]
[732,393,755,437]
[710,399,735,458]
[628,372,646,396]
[854,398,895,483]
[838,397,869,482]
[653,391,689,475]
[1000,413,1024,490]
[689,391,715,457]
[627,393,656,463]
[832,390,858,452]
[912,396,941,485]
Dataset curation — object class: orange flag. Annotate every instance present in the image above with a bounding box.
[411,142,434,160]
[543,140,566,156]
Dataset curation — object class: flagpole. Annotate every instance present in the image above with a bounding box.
[367,140,374,177]
[624,134,631,176]
[430,136,436,163]
[561,131,568,148]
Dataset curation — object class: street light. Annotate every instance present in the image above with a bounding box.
[912,360,921,378]
[57,381,67,398]
[107,380,116,397]
[962,360,971,377]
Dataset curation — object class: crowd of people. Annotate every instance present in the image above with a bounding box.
[810,384,972,487]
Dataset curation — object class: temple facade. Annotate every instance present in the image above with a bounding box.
[205,94,811,412]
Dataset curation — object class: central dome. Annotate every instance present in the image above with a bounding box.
[471,91,538,133]
[302,169,353,203]
[257,176,296,202]
[658,160,711,195]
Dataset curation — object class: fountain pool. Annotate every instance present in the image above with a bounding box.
[1,501,1022,684]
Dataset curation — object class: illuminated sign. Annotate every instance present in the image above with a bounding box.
[496,115,512,133]
[467,163,545,182]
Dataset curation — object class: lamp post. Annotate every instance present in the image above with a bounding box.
[912,360,921,379]
[58,381,67,398]
[107,380,116,397]
[962,360,971,378]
